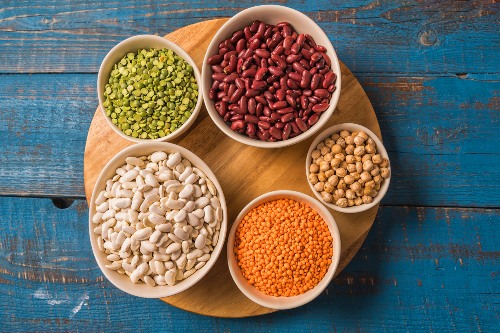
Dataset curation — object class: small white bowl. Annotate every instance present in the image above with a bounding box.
[202,5,342,149]
[97,35,203,143]
[306,123,391,213]
[227,190,341,310]
[88,142,227,298]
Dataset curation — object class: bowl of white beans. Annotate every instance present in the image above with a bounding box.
[88,142,227,297]
[306,123,391,213]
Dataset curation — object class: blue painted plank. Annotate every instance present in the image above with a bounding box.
[0,197,497,331]
[0,0,498,74]
[0,73,498,208]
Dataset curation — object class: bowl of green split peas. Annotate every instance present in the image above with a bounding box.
[97,35,203,142]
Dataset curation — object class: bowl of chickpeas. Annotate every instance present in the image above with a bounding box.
[306,123,391,213]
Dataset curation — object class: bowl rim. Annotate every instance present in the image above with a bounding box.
[201,5,342,149]
[306,123,391,213]
[88,142,227,298]
[226,190,341,309]
[97,34,203,143]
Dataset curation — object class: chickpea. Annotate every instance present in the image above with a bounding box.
[340,130,350,138]
[356,161,363,173]
[324,138,335,148]
[340,161,348,169]
[353,135,365,146]
[318,171,327,182]
[320,146,330,156]
[336,137,346,148]
[316,157,324,165]
[331,133,340,141]
[363,160,374,171]
[350,181,361,192]
[331,144,342,154]
[313,182,325,192]
[352,172,360,180]
[320,161,330,172]
[371,166,380,177]
[335,153,346,162]
[347,163,357,173]
[321,192,333,203]
[354,197,363,206]
[362,195,373,204]
[358,131,369,141]
[379,158,389,168]
[355,156,362,162]
[380,167,391,179]
[362,154,373,163]
[374,183,381,191]
[363,187,373,196]
[324,182,335,193]
[345,189,356,200]
[309,164,319,173]
[365,180,376,189]
[336,168,347,178]
[354,146,365,156]
[324,153,334,162]
[334,189,345,200]
[358,178,366,185]
[337,179,347,190]
[356,189,363,197]
[346,155,356,164]
[311,149,321,159]
[370,189,378,197]
[345,144,355,155]
[336,198,348,208]
[372,154,383,164]
[308,173,319,185]
[365,144,376,154]
[345,135,355,145]
[325,169,335,178]
[348,199,355,207]
[360,171,372,182]
[316,142,325,150]
[327,175,339,186]
[344,175,355,185]
[366,138,375,146]
[330,158,341,168]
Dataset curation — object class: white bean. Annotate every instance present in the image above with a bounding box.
[151,151,168,163]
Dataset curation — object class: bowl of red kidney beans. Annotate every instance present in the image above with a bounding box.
[202,5,341,148]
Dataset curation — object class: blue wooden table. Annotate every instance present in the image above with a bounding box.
[0,1,498,331]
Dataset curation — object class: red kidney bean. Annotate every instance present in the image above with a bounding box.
[323,72,337,88]
[270,112,280,122]
[276,89,286,101]
[269,127,282,139]
[244,114,259,123]
[319,66,330,75]
[257,130,270,141]
[248,98,256,114]
[246,122,257,137]
[285,95,296,108]
[230,113,243,120]
[314,89,329,98]
[315,59,326,70]
[282,123,292,140]
[295,118,308,132]
[230,88,244,103]
[271,100,288,110]
[217,91,226,100]
[286,54,302,63]
[314,44,327,52]
[211,65,223,73]
[255,49,270,58]
[223,72,238,83]
[299,58,311,70]
[230,30,244,44]
[256,103,264,116]
[258,121,271,130]
[322,52,332,67]
[310,74,321,90]
[234,78,244,90]
[296,34,305,46]
[308,113,320,126]
[212,73,226,81]
[241,68,257,78]
[290,43,301,55]
[328,84,336,93]
[208,54,223,65]
[250,20,260,32]
[271,54,286,68]
[264,27,273,39]
[311,52,322,63]
[230,120,245,131]
[257,22,266,35]
[286,79,299,90]
[283,36,294,51]
[236,39,246,53]
[275,122,285,129]
[263,91,274,101]
[277,107,294,114]
[300,48,312,60]
[251,80,267,91]
[300,70,312,88]
[239,96,248,113]
[308,96,320,104]
[290,122,300,133]
[300,95,308,109]
[245,89,258,98]
[281,113,295,123]
[268,66,283,76]
[255,95,267,105]
[263,107,272,117]
[310,67,318,75]
[288,72,301,82]
[282,25,292,37]
[272,45,285,56]
[312,103,329,112]
[289,89,300,98]
[255,67,268,80]
[292,62,305,74]
[268,33,283,49]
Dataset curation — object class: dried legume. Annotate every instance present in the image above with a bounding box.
[208,21,337,142]
[234,199,333,296]
[103,48,198,139]
[92,151,222,286]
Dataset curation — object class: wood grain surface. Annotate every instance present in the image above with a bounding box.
[84,18,380,317]
[0,0,498,331]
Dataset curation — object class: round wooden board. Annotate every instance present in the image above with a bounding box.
[84,18,381,318]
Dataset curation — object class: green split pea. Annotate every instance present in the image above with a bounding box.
[103,48,198,139]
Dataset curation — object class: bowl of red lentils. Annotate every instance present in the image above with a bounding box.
[227,190,341,309]
[306,123,391,213]
[202,5,341,148]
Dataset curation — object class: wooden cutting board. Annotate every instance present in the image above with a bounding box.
[84,18,380,318]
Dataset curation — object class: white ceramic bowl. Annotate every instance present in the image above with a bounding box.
[306,123,391,213]
[227,190,341,309]
[97,35,203,143]
[202,5,341,148]
[88,142,227,298]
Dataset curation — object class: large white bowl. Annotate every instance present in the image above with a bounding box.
[202,5,342,148]
[97,35,203,143]
[227,190,341,309]
[88,142,227,298]
[306,123,391,213]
